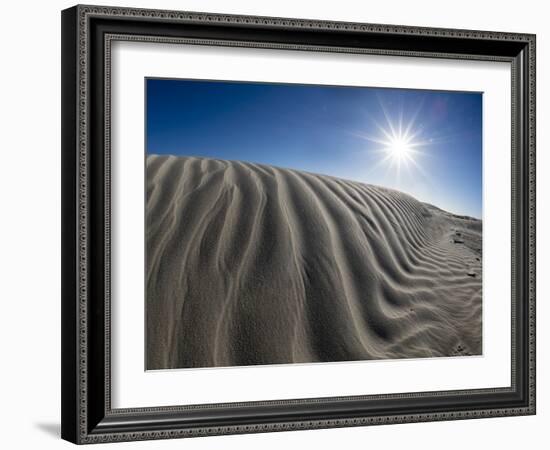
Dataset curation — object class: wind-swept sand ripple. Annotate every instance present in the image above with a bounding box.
[146,155,482,369]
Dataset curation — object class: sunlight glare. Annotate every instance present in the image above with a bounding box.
[387,135,413,162]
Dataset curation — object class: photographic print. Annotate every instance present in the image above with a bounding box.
[145,78,483,370]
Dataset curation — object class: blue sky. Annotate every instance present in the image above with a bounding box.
[146,78,482,218]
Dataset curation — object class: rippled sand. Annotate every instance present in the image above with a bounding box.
[146,155,482,370]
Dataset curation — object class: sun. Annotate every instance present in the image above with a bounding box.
[386,135,414,163]
[377,129,422,174]
[372,108,425,174]
[350,99,430,180]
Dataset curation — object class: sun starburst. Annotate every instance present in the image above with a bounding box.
[351,99,430,183]
[375,126,427,178]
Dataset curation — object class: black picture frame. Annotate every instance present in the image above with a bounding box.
[61,4,536,444]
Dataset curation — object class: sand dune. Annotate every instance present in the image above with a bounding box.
[146,155,482,370]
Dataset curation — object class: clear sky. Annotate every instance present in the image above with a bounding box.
[146,78,482,219]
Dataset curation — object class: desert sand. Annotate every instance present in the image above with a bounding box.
[146,155,482,370]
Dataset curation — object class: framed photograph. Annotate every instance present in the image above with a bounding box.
[61,5,536,444]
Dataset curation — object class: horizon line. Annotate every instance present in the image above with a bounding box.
[146,153,482,221]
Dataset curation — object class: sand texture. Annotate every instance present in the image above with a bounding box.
[146,155,482,369]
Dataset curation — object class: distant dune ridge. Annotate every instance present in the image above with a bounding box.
[146,155,482,370]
